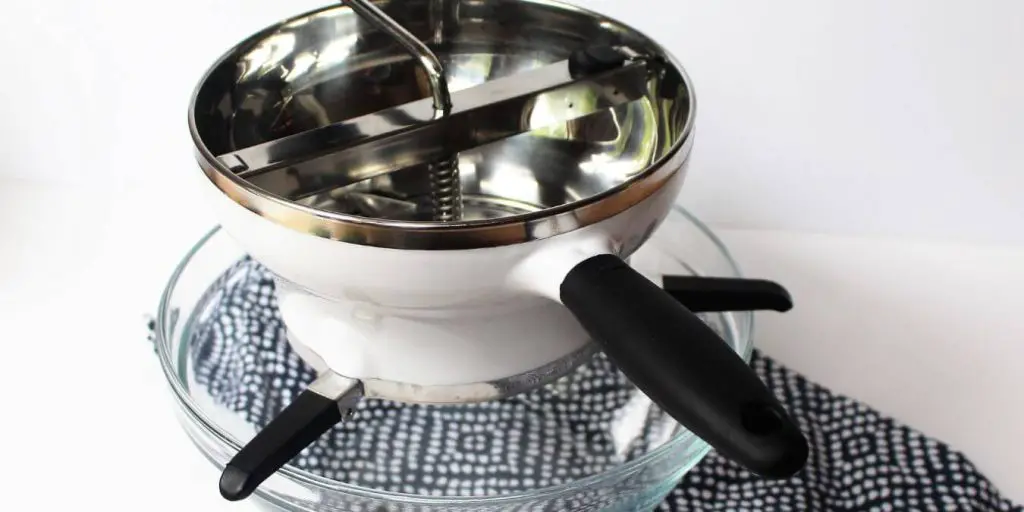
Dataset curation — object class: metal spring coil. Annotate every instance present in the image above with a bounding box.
[428,156,462,222]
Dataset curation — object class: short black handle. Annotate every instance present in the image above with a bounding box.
[560,255,808,479]
[219,375,361,501]
[662,275,793,313]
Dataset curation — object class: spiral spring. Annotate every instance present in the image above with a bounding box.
[337,0,462,222]
[428,156,462,221]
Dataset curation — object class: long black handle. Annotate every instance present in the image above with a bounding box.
[219,375,361,501]
[662,275,793,313]
[560,255,808,479]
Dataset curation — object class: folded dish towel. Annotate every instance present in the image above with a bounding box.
[164,257,1021,511]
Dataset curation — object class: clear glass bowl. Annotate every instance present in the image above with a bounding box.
[153,206,754,512]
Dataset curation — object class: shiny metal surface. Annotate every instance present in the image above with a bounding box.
[308,371,365,416]
[308,371,363,401]
[190,0,695,249]
[426,155,463,221]
[339,0,460,221]
[218,57,652,193]
[340,0,452,112]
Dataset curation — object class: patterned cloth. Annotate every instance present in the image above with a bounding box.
[661,355,1020,512]
[170,258,1022,511]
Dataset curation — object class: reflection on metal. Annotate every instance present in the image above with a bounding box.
[340,0,460,220]
[217,58,652,191]
[427,156,463,221]
[189,0,695,249]
[341,0,451,112]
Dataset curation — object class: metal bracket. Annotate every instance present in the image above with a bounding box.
[217,52,654,199]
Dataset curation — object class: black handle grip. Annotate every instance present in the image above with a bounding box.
[568,45,629,78]
[219,386,348,501]
[662,275,793,313]
[560,255,808,479]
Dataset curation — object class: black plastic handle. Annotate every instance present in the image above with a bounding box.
[219,378,359,501]
[560,254,808,479]
[662,275,793,313]
[568,45,629,78]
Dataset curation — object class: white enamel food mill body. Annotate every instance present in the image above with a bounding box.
[200,143,688,393]
[187,0,808,501]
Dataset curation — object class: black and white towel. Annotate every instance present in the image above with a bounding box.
[166,258,1022,511]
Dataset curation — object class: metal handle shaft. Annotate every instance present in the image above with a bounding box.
[340,0,459,220]
[341,0,452,113]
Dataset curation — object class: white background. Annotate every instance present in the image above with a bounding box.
[0,0,1022,508]
[2,0,1023,245]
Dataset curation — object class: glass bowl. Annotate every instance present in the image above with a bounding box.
[153,206,754,512]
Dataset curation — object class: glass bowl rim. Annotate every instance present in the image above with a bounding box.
[153,205,754,505]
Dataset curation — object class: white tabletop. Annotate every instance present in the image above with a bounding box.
[1,177,1020,509]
